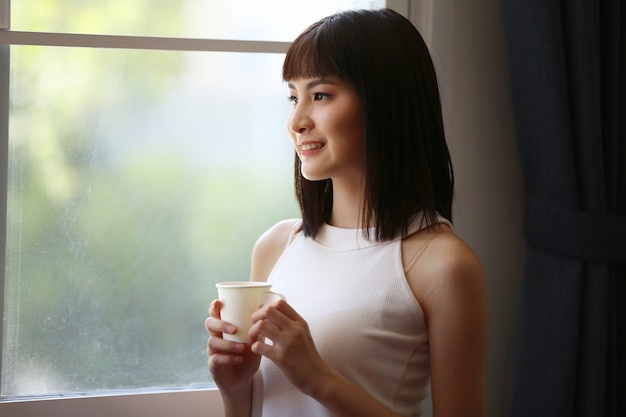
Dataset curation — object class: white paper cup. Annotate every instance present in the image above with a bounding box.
[216,281,284,343]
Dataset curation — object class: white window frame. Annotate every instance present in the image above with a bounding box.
[0,1,414,415]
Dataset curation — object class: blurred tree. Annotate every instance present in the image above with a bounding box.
[3,1,297,396]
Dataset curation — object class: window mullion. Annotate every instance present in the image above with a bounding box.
[0,42,8,399]
[0,30,290,53]
[0,0,9,30]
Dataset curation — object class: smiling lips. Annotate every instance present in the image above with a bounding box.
[301,143,324,151]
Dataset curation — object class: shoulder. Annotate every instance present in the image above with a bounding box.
[253,218,302,254]
[250,219,302,282]
[403,226,488,415]
[402,225,485,321]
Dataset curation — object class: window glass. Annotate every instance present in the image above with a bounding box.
[11,0,386,41]
[2,0,390,401]
[1,44,298,397]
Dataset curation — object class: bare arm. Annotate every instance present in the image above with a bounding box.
[307,231,488,417]
[207,219,298,417]
[406,231,488,417]
[219,379,253,417]
[250,219,300,282]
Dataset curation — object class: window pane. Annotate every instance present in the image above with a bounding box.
[1,45,298,397]
[11,0,386,41]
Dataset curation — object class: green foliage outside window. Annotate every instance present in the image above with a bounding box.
[3,1,298,397]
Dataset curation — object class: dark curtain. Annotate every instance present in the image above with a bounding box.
[503,1,625,416]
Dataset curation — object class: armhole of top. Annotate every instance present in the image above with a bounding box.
[403,234,439,274]
[403,216,452,273]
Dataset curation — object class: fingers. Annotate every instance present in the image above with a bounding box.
[206,298,300,367]
[249,316,281,348]
[207,335,246,364]
[250,338,273,357]
[208,299,222,319]
[248,300,325,395]
[251,298,299,327]
[205,317,245,367]
[249,299,310,353]
[206,299,236,336]
[206,303,247,367]
[249,299,297,342]
[268,298,301,321]
[205,315,237,336]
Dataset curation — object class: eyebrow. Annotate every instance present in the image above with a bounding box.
[287,78,338,90]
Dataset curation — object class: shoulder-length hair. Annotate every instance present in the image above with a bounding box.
[283,8,453,241]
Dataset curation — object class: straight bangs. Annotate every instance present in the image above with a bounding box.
[283,18,341,81]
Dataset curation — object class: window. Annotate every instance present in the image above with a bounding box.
[0,1,406,415]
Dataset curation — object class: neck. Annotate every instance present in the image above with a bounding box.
[328,178,365,229]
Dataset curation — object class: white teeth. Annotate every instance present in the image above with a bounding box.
[301,143,323,151]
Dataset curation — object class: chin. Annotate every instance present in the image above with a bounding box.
[300,170,329,182]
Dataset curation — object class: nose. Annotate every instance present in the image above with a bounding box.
[288,103,313,135]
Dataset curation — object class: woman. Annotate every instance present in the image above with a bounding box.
[206,8,488,417]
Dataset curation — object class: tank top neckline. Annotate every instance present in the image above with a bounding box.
[313,212,450,251]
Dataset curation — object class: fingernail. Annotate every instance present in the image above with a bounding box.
[226,325,236,334]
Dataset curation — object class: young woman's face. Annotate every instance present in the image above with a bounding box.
[286,76,364,184]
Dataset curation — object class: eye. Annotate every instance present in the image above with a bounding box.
[287,95,298,105]
[313,92,329,101]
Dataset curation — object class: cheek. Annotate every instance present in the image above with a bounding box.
[338,100,363,131]
[339,109,364,147]
[331,105,361,135]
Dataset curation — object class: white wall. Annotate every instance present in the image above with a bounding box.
[412,1,524,416]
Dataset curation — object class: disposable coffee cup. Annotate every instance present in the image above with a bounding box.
[215,281,284,343]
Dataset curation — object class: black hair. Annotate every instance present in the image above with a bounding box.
[283,8,453,240]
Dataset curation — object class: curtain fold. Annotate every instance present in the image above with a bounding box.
[504,1,625,416]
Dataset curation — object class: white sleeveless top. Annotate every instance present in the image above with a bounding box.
[252,214,450,417]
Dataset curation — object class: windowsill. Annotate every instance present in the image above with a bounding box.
[0,384,214,403]
[0,387,224,417]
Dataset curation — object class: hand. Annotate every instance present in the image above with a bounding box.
[205,299,261,395]
[248,299,333,397]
